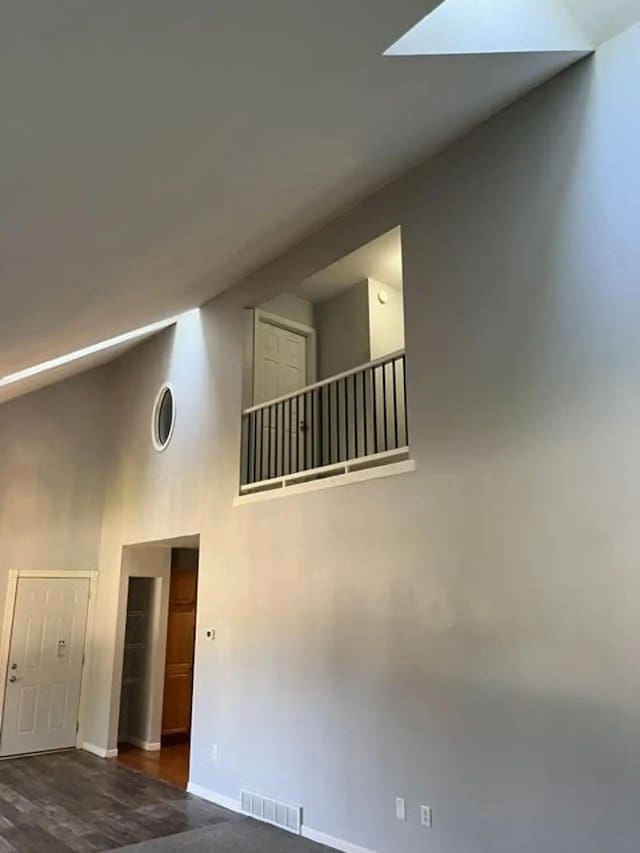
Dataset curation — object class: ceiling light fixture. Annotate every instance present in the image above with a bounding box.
[0,315,180,388]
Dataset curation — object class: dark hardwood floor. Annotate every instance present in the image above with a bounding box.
[111,743,189,790]
[0,749,234,851]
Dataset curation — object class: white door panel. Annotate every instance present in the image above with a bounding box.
[254,319,309,477]
[254,320,307,405]
[1,577,90,756]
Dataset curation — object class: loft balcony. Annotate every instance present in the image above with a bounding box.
[237,227,412,500]
[240,350,408,495]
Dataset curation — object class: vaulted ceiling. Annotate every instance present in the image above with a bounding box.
[3,0,631,401]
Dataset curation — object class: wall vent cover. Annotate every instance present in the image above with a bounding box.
[240,789,302,835]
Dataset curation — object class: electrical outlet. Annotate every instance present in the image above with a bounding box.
[420,805,432,828]
[211,744,219,761]
[395,797,406,821]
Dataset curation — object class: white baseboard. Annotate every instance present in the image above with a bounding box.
[123,737,161,752]
[187,781,242,814]
[187,781,378,853]
[82,742,118,759]
[302,825,378,853]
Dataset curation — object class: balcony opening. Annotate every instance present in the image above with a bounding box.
[239,227,410,496]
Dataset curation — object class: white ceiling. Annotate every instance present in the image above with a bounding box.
[298,228,403,304]
[2,1,594,400]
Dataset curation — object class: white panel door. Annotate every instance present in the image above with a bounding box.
[1,577,90,756]
[254,320,307,405]
[254,320,309,476]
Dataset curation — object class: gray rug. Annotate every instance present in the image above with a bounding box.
[115,817,336,852]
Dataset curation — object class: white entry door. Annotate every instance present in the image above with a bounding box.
[254,318,310,476]
[1,577,90,756]
[254,318,308,405]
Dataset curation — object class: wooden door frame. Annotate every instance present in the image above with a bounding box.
[252,309,317,406]
[161,563,198,742]
[0,570,98,753]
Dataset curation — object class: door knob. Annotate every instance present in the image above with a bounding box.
[10,663,17,670]
[9,675,17,683]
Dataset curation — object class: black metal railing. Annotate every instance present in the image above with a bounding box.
[240,351,408,489]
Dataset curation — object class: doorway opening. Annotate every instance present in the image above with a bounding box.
[113,540,199,789]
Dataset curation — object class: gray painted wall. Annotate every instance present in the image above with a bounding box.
[368,278,405,361]
[316,278,405,378]
[316,280,371,378]
[1,21,640,853]
[0,369,111,608]
[259,293,315,329]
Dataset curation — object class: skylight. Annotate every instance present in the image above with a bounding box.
[385,0,592,56]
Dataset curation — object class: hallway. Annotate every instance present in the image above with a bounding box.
[111,743,190,790]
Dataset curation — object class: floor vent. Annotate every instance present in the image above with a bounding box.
[240,789,302,835]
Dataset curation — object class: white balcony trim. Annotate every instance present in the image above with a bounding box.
[234,450,415,506]
[240,446,409,494]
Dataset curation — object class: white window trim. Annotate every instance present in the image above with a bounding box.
[151,382,176,452]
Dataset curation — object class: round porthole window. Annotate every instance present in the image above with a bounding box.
[151,384,176,451]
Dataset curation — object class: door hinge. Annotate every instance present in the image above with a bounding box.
[76,720,80,734]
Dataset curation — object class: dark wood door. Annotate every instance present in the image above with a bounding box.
[162,558,197,740]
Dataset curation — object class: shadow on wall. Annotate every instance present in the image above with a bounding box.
[119,576,154,745]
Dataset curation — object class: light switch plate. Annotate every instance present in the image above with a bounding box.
[396,798,406,821]
[420,805,432,828]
